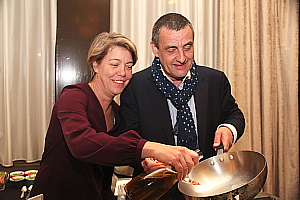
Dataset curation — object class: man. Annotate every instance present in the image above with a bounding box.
[118,13,245,199]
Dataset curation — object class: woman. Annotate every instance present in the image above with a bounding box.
[30,32,198,200]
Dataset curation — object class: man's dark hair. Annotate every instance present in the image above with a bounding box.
[151,13,194,47]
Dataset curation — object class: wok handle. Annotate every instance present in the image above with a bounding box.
[214,143,224,155]
[194,149,204,161]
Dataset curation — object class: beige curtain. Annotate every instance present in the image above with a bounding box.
[220,0,299,199]
[111,0,220,73]
[0,0,57,166]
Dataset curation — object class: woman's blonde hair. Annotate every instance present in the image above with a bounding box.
[87,32,138,81]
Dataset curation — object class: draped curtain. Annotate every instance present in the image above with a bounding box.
[111,0,220,74]
[220,1,299,199]
[0,0,57,166]
[111,0,299,199]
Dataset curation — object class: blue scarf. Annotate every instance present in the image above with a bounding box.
[151,57,199,150]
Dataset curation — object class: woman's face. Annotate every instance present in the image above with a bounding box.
[92,46,133,99]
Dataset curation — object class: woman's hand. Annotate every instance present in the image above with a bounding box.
[141,142,199,181]
[141,158,171,174]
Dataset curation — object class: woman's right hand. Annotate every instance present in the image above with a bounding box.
[141,158,171,174]
[141,141,199,181]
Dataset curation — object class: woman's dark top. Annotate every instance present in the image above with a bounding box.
[30,83,147,200]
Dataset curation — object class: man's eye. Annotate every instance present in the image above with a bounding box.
[183,45,192,51]
[167,48,176,53]
[126,65,133,69]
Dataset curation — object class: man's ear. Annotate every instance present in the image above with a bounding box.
[150,41,159,57]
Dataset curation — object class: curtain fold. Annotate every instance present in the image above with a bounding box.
[111,0,220,73]
[220,0,299,199]
[0,0,57,166]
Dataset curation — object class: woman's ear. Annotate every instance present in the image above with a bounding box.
[92,61,99,73]
[150,41,159,57]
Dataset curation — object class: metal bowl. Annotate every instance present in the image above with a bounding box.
[178,151,267,200]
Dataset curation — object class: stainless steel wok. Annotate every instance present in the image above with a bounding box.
[178,151,267,200]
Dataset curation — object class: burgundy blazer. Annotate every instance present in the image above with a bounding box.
[30,83,147,200]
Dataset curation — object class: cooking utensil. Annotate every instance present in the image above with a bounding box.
[20,185,27,198]
[195,149,204,161]
[26,185,33,199]
[214,144,224,155]
[178,150,267,200]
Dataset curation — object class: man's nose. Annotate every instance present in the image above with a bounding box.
[176,49,186,63]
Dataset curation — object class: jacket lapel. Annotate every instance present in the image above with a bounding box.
[143,67,208,147]
[194,71,208,151]
[145,74,175,145]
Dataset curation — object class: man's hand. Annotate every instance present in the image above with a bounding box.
[213,126,233,152]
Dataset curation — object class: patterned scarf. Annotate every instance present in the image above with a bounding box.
[151,57,199,150]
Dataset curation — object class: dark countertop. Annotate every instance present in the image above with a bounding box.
[0,161,40,200]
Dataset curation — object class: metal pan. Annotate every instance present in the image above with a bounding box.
[178,151,267,200]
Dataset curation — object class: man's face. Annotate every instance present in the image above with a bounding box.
[151,26,194,84]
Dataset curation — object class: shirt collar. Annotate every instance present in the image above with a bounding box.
[160,66,191,89]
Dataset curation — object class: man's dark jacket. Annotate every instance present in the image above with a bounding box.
[118,65,245,199]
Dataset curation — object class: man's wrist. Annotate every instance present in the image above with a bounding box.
[217,124,237,143]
